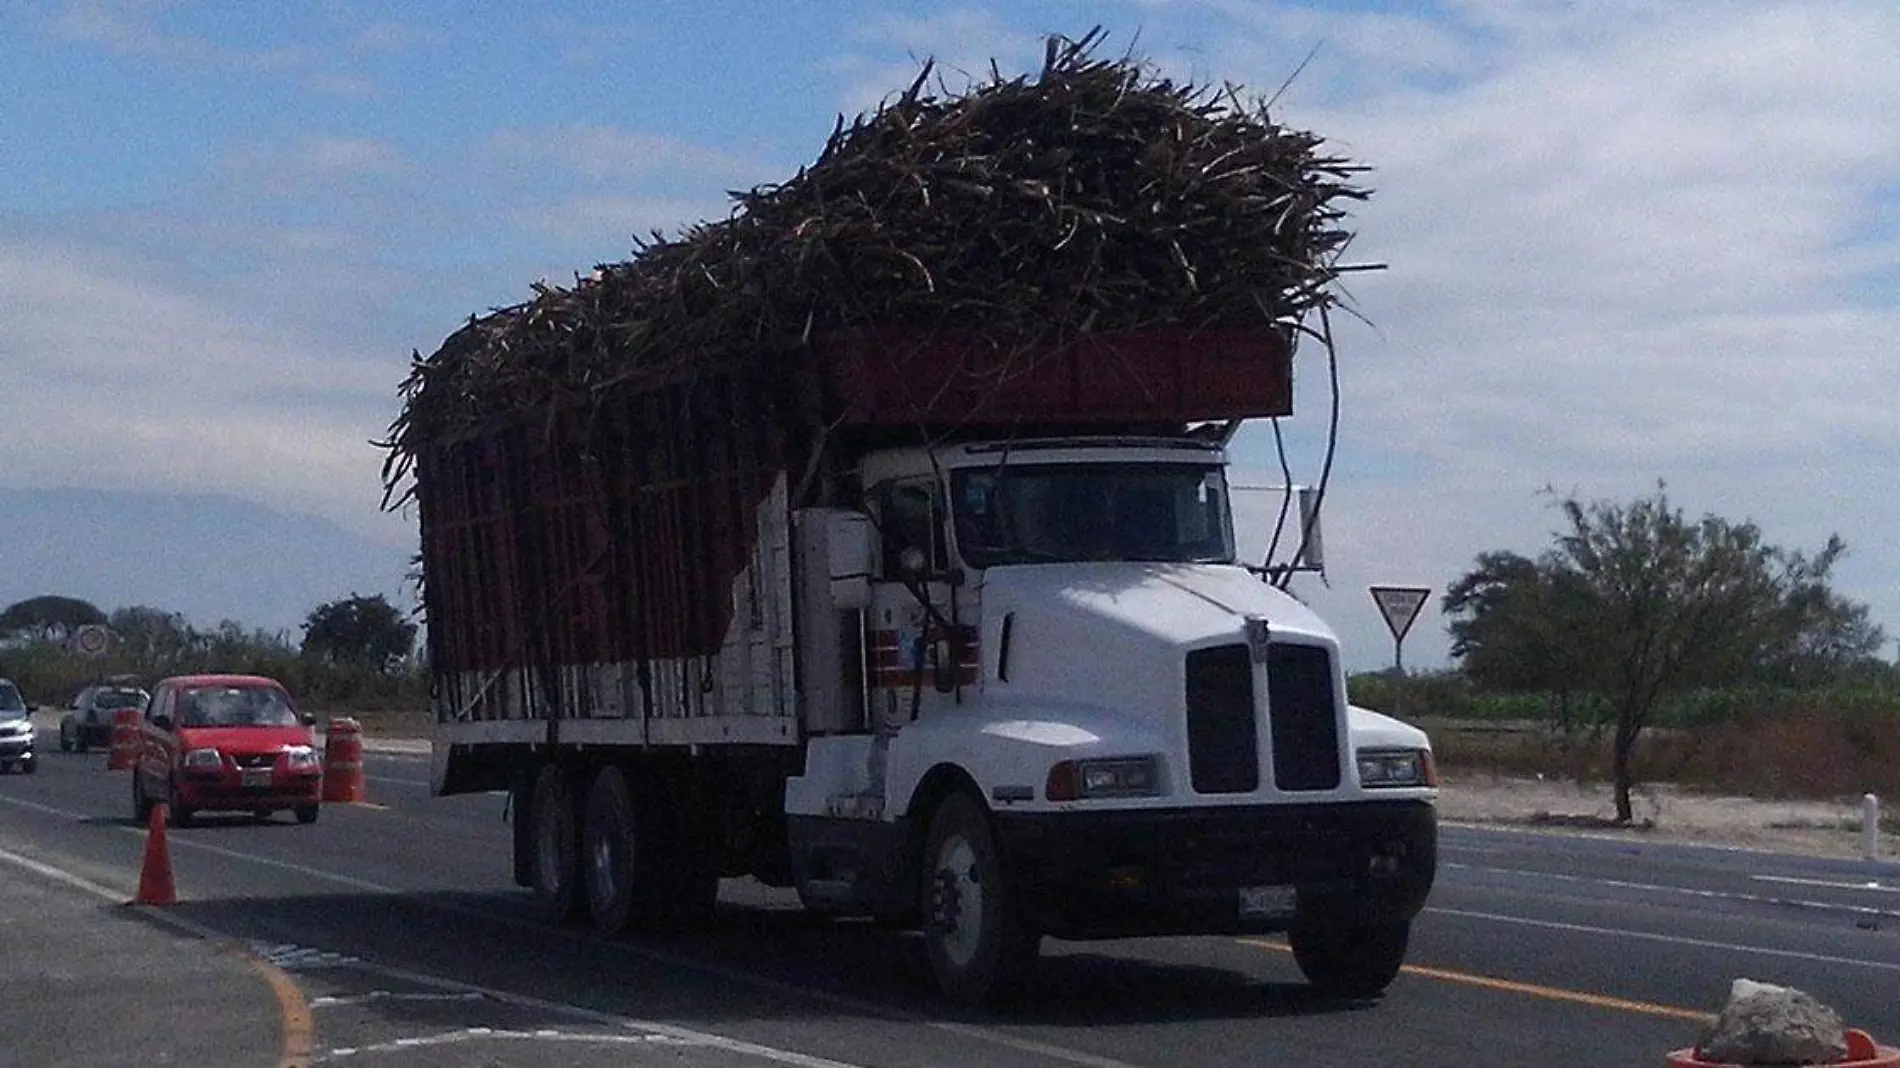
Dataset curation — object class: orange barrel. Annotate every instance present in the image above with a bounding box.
[106,708,141,771]
[321,717,364,803]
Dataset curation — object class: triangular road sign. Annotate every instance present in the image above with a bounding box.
[1369,586,1431,642]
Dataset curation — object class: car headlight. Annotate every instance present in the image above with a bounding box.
[1357,748,1437,788]
[1046,756,1164,801]
[282,746,320,769]
[182,748,224,769]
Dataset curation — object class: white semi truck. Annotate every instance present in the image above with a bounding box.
[408,327,1438,1007]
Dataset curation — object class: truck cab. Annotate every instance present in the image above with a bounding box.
[785,435,1437,1003]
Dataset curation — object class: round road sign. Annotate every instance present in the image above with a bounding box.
[73,624,110,658]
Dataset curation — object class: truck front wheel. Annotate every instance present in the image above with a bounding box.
[921,793,1039,1007]
[581,766,664,934]
[530,765,585,923]
[1289,919,1410,999]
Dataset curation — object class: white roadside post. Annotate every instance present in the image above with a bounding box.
[1369,586,1432,719]
[1863,794,1881,862]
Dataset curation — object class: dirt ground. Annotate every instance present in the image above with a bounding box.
[336,710,1892,862]
[1438,770,1895,862]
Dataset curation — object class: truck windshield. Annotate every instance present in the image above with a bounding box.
[952,463,1235,567]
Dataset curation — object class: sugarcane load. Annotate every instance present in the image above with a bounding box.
[385,29,1437,1008]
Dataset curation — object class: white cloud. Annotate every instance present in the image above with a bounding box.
[1172,1,1900,669]
[0,237,406,546]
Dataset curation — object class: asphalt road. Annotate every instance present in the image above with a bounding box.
[3,732,1899,1068]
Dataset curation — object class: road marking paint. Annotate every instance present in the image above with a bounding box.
[310,991,485,1009]
[1238,938,1712,1023]
[340,960,871,1068]
[1400,962,1712,1023]
[1445,861,1900,921]
[325,1028,693,1058]
[365,776,428,787]
[346,801,390,810]
[1429,906,1900,973]
[1751,874,1896,893]
[242,951,315,1068]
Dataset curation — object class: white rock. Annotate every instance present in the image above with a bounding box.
[1698,979,1848,1066]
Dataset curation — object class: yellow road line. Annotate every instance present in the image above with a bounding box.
[1237,939,1714,1024]
[238,950,315,1068]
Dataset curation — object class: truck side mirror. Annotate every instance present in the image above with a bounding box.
[826,510,874,610]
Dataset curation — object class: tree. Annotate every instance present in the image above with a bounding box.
[302,594,416,674]
[0,595,106,641]
[109,606,202,671]
[1445,484,1883,823]
[1442,550,1605,732]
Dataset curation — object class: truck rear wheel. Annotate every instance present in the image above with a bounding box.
[530,765,585,923]
[1289,919,1410,999]
[581,765,665,934]
[921,793,1039,1007]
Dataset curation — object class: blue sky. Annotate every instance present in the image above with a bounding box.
[3,1,1897,671]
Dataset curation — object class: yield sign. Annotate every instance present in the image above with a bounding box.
[1369,586,1431,642]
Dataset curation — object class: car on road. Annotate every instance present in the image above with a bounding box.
[59,682,150,752]
[134,674,322,826]
[0,678,35,774]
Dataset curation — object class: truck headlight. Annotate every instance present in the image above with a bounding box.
[282,746,320,770]
[182,748,224,769]
[1046,756,1163,801]
[1356,748,1437,788]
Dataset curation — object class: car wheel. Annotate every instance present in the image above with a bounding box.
[167,781,195,828]
[20,758,35,776]
[59,721,73,752]
[132,770,154,824]
[1289,919,1411,999]
[921,792,1040,1007]
[294,804,319,825]
[0,761,11,775]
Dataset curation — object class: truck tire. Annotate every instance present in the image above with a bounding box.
[921,793,1039,1007]
[581,765,665,934]
[1289,919,1410,999]
[530,765,586,923]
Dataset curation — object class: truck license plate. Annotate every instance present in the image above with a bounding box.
[1239,885,1296,919]
[241,768,273,788]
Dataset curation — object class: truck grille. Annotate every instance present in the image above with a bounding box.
[1266,643,1342,790]
[1184,644,1259,794]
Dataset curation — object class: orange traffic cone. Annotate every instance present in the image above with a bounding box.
[135,802,176,906]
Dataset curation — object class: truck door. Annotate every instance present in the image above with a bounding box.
[868,480,976,726]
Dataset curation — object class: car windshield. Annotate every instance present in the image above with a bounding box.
[178,685,299,728]
[0,682,24,718]
[95,689,147,710]
[952,462,1237,568]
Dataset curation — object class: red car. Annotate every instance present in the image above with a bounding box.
[134,674,323,826]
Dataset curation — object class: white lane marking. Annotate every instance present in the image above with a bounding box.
[338,959,869,1068]
[310,991,485,1009]
[1445,861,1900,920]
[0,842,126,898]
[1430,906,1900,973]
[0,791,1150,1068]
[324,1028,693,1059]
[1751,874,1898,893]
[365,776,429,787]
